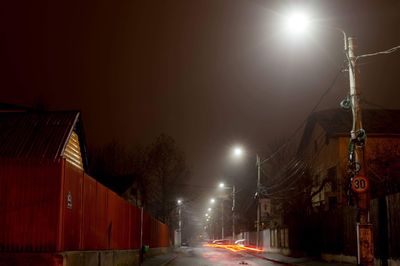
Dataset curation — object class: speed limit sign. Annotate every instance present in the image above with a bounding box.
[351,176,369,193]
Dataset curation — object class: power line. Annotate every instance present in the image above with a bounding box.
[356,45,400,61]
[259,68,344,166]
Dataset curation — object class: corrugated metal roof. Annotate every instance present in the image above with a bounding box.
[0,111,80,160]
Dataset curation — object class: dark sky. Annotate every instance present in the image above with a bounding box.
[1,1,400,197]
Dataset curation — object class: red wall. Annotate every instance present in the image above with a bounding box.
[0,158,170,252]
[60,161,83,251]
[0,159,62,252]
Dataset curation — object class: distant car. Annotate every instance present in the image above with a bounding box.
[181,241,188,246]
[212,239,229,245]
[234,239,245,246]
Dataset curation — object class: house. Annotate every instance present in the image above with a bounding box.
[298,108,400,210]
[0,109,170,265]
[0,110,88,170]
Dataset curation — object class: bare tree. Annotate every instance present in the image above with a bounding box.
[88,134,189,225]
[144,134,189,224]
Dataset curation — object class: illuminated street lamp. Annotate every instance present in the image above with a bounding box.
[232,146,263,248]
[233,147,243,157]
[206,201,216,240]
[281,10,400,266]
[176,199,183,247]
[218,182,236,242]
[283,10,311,35]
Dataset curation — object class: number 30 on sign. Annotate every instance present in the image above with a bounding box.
[351,176,369,193]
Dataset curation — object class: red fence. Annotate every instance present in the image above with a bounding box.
[0,159,62,252]
[0,158,170,252]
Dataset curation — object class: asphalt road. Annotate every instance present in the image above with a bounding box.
[163,246,284,266]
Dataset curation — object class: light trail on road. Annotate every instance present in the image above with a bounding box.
[204,243,264,253]
[158,246,282,266]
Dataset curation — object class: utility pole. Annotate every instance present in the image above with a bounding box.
[232,185,236,242]
[178,204,182,244]
[221,200,224,239]
[256,155,261,248]
[177,199,182,247]
[347,37,373,266]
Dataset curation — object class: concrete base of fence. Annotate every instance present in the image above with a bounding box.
[63,250,139,266]
[0,248,171,266]
[321,253,357,264]
[388,259,400,266]
[322,254,400,266]
[0,253,64,266]
[144,247,171,258]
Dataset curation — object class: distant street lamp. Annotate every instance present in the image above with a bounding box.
[218,182,236,242]
[177,199,183,247]
[232,146,264,248]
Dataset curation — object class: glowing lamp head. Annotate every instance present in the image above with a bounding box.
[284,11,311,34]
[219,182,225,188]
[233,146,243,157]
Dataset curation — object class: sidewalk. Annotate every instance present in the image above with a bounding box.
[141,247,356,266]
[141,250,178,266]
[259,252,356,266]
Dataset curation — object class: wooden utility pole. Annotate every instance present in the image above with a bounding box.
[347,37,373,266]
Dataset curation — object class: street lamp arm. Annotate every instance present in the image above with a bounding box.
[314,25,348,50]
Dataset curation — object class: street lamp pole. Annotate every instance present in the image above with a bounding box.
[256,155,261,249]
[221,199,224,239]
[177,199,182,247]
[232,185,236,242]
[218,182,236,241]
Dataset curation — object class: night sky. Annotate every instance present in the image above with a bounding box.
[1,1,400,200]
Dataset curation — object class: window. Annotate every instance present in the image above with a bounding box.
[327,167,337,192]
[328,197,337,210]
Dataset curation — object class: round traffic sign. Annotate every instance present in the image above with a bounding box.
[351,176,369,193]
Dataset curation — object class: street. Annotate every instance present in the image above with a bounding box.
[144,246,285,266]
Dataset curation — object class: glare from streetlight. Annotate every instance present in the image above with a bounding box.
[210,198,215,204]
[177,199,182,205]
[232,146,243,157]
[219,182,225,188]
[208,208,212,212]
[205,213,209,217]
[284,10,311,34]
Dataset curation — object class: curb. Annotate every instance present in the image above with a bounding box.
[160,254,178,266]
[245,251,296,266]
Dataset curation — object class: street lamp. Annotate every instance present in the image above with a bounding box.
[218,182,236,242]
[282,10,400,266]
[232,146,264,249]
[233,147,243,157]
[283,10,372,263]
[283,10,311,35]
[206,200,216,240]
[177,199,183,247]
